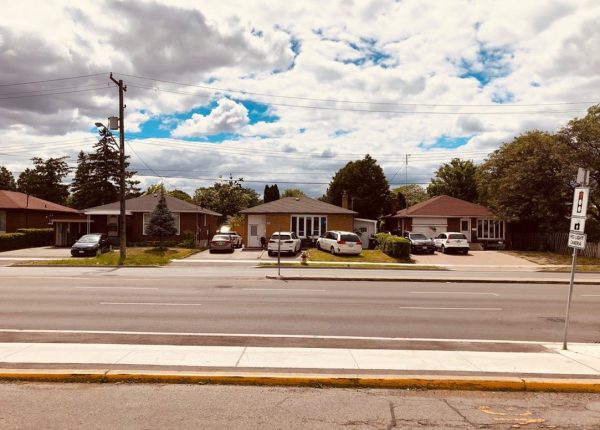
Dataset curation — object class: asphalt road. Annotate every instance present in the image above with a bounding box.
[1,383,599,429]
[0,267,599,345]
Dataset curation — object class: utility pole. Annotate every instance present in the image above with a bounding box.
[405,154,410,184]
[109,73,127,265]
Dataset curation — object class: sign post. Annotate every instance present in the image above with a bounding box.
[563,172,590,350]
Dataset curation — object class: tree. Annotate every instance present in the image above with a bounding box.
[70,151,96,210]
[146,183,192,203]
[477,130,575,232]
[391,184,428,208]
[193,176,260,219]
[558,104,600,224]
[169,189,192,203]
[145,183,166,195]
[17,156,70,205]
[323,154,390,219]
[281,188,307,198]
[0,166,16,191]
[146,191,177,249]
[263,184,280,203]
[427,158,479,202]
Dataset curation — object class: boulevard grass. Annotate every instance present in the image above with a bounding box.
[503,250,600,272]
[20,247,197,266]
[307,248,410,263]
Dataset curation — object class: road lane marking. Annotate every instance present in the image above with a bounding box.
[100,302,202,306]
[0,328,553,344]
[242,288,326,292]
[77,287,158,290]
[410,291,499,296]
[399,306,502,311]
[582,294,600,297]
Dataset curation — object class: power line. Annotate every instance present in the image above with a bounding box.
[0,72,109,87]
[0,86,112,100]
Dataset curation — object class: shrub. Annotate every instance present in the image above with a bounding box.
[375,233,410,259]
[177,230,197,249]
[0,228,54,251]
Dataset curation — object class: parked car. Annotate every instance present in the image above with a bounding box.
[433,232,470,254]
[71,233,112,257]
[209,234,235,253]
[218,231,242,248]
[267,231,301,256]
[316,231,363,255]
[403,231,435,254]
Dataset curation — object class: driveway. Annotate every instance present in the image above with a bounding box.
[0,247,71,259]
[412,250,538,267]
[185,248,302,261]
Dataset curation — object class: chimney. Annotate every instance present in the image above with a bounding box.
[342,191,349,209]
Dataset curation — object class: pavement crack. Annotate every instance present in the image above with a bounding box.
[348,349,360,369]
[235,346,247,367]
[442,398,473,426]
[387,402,397,430]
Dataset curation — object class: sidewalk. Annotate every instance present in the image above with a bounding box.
[1,341,600,391]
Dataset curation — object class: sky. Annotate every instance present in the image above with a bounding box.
[1,0,599,198]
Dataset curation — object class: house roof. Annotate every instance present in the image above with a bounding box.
[386,195,493,218]
[0,190,77,213]
[84,194,221,216]
[240,196,358,215]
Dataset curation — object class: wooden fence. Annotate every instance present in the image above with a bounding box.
[508,232,600,258]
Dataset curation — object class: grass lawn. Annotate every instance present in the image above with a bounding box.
[20,247,197,266]
[502,250,600,272]
[307,248,411,264]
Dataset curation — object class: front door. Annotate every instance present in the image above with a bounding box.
[247,215,266,248]
[460,218,471,241]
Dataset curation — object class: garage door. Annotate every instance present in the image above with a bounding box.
[412,218,447,238]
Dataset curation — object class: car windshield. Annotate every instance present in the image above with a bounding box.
[212,235,230,241]
[410,234,428,240]
[271,234,291,240]
[341,234,360,242]
[449,234,467,239]
[77,235,100,244]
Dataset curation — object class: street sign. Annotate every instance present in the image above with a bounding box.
[570,217,586,234]
[571,187,589,218]
[568,232,587,250]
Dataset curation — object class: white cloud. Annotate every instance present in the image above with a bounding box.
[171,99,249,137]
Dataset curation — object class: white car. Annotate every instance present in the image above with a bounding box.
[433,232,470,254]
[316,231,363,255]
[267,231,302,256]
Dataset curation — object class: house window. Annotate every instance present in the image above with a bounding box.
[291,215,327,238]
[0,210,5,233]
[476,219,505,240]
[143,212,180,235]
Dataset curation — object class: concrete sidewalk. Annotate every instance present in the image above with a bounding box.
[1,341,600,391]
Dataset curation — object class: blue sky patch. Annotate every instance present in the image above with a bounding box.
[458,45,513,86]
[420,136,470,150]
[335,37,393,68]
[491,91,515,104]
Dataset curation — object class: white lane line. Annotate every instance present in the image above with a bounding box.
[582,294,600,297]
[100,302,202,306]
[410,291,499,297]
[0,328,556,345]
[77,287,158,290]
[399,306,502,311]
[243,288,326,292]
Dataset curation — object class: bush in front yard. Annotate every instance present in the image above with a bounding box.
[0,228,54,251]
[375,233,410,259]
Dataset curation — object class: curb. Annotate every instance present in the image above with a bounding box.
[0,370,599,392]
[265,275,600,285]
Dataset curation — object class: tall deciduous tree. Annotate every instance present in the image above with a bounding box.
[193,176,260,219]
[281,188,307,198]
[427,158,479,202]
[0,166,16,191]
[391,184,428,208]
[323,154,390,219]
[17,157,70,205]
[145,183,192,203]
[477,131,575,232]
[146,191,177,249]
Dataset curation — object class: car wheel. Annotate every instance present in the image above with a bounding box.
[441,245,446,254]
[316,242,321,251]
[268,250,273,257]
[330,246,336,255]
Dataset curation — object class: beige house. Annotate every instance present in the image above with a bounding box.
[239,196,358,248]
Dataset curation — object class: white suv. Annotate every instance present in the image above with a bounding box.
[433,232,470,254]
[316,231,363,255]
[267,231,302,256]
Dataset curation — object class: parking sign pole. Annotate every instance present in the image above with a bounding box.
[277,235,281,277]
[562,246,578,350]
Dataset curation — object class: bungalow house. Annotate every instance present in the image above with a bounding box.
[239,195,359,248]
[0,190,80,235]
[77,194,221,247]
[382,195,505,248]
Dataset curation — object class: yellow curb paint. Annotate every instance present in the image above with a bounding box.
[524,378,600,393]
[0,369,107,383]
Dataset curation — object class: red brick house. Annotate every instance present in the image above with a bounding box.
[79,194,221,246]
[0,190,79,234]
[382,195,505,248]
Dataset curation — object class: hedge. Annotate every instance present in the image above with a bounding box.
[0,228,54,252]
[375,233,411,260]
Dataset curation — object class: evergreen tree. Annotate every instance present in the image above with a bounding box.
[17,157,70,204]
[146,191,177,249]
[0,166,16,191]
[263,184,280,203]
[70,151,95,209]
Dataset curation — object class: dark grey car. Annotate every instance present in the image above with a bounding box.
[71,234,112,257]
[403,232,435,254]
[209,234,235,253]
